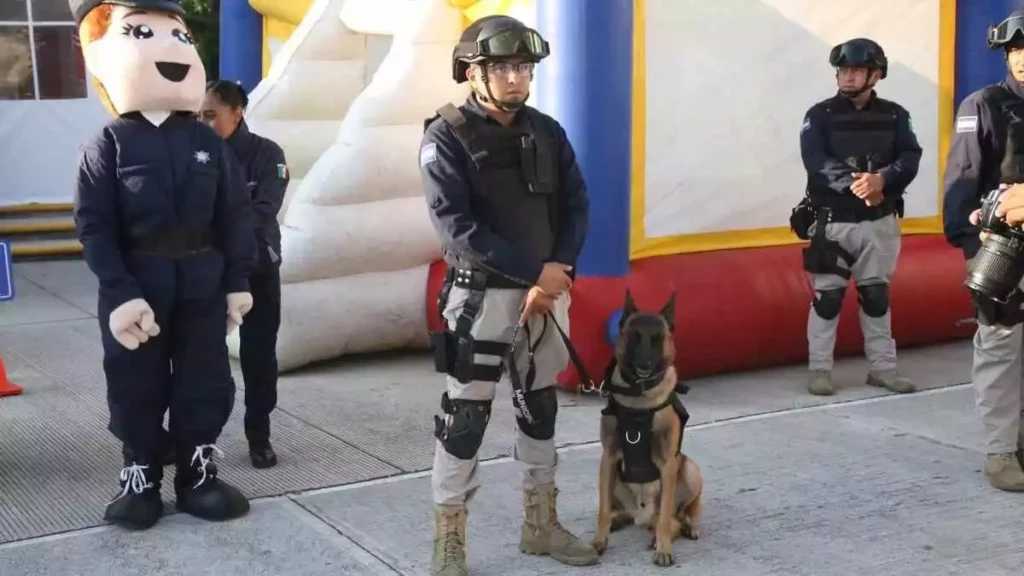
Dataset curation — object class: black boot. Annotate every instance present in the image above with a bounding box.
[245,413,277,469]
[103,454,164,530]
[174,444,250,521]
[249,441,278,469]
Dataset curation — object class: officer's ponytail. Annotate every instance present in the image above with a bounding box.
[206,80,249,111]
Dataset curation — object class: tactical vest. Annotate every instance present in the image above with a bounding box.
[428,103,559,264]
[810,98,901,221]
[980,85,1024,184]
[826,104,897,174]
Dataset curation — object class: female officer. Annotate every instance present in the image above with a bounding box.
[201,80,289,469]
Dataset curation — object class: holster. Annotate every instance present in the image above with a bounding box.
[801,208,856,279]
[428,266,508,383]
[790,197,815,240]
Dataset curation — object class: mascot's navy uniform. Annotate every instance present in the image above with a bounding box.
[70,0,257,530]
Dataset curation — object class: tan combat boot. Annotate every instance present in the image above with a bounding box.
[519,484,599,566]
[985,453,1024,492]
[866,369,916,393]
[431,504,469,576]
[808,369,834,396]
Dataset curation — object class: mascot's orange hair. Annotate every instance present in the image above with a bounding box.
[78,4,117,115]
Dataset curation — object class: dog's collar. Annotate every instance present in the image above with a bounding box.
[601,358,664,397]
[598,358,690,397]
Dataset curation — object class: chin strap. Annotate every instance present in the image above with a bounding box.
[836,71,877,99]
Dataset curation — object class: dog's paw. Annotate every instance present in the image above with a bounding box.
[680,523,700,540]
[591,537,608,556]
[652,550,675,567]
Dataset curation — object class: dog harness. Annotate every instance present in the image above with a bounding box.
[600,359,691,485]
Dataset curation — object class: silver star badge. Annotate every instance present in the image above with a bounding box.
[194,150,210,164]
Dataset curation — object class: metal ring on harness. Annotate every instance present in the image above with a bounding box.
[625,430,641,445]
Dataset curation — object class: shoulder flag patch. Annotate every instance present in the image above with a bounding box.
[276,163,289,179]
[956,115,978,134]
[420,143,438,166]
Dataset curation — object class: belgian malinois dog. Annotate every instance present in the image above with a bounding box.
[592,290,703,567]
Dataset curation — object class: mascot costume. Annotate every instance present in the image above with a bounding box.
[69,0,257,530]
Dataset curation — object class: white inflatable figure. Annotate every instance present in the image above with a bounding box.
[229,0,475,371]
[244,0,372,221]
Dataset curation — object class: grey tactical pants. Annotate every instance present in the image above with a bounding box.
[431,286,571,506]
[966,257,1024,455]
[807,214,902,371]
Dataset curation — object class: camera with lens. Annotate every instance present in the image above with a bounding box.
[965,186,1024,306]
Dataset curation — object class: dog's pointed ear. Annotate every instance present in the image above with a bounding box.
[660,292,676,330]
[623,289,638,317]
[620,289,638,333]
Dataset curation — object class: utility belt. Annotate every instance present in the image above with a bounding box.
[127,226,218,258]
[429,264,597,425]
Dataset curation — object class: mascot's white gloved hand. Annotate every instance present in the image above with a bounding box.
[226,292,254,334]
[108,298,161,350]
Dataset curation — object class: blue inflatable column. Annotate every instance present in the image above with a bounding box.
[219,0,263,91]
[534,0,633,278]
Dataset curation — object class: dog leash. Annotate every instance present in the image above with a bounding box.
[504,309,600,426]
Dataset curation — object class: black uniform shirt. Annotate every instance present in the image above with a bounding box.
[226,119,288,267]
[943,75,1024,259]
[800,91,922,200]
[419,95,589,286]
[74,112,256,308]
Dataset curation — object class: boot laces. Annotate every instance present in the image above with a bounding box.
[115,464,153,501]
[190,444,224,488]
[439,510,464,565]
[531,488,575,541]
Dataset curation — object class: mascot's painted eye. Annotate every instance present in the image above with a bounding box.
[121,23,154,39]
[172,29,195,45]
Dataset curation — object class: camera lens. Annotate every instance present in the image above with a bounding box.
[965,233,1024,303]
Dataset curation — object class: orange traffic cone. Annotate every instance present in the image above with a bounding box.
[0,354,23,397]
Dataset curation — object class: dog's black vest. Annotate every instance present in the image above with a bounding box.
[601,393,690,484]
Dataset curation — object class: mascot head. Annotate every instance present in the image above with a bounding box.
[70,0,206,116]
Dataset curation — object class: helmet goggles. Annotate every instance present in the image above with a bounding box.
[829,43,882,69]
[457,28,550,63]
[989,16,1024,48]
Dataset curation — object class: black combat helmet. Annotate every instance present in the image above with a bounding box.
[988,10,1024,49]
[829,38,888,79]
[451,15,550,83]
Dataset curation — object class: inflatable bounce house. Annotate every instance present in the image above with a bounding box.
[216,0,1018,389]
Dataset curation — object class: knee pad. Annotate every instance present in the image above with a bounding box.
[433,392,491,460]
[513,386,558,441]
[857,284,890,318]
[812,287,846,320]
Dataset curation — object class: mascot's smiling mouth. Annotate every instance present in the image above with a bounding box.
[155,62,190,82]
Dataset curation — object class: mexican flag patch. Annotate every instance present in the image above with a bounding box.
[276,163,289,179]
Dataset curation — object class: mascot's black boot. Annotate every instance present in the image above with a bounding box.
[174,444,250,521]
[103,452,164,530]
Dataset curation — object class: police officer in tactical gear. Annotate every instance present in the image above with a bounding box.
[794,38,921,396]
[943,9,1024,492]
[419,15,596,575]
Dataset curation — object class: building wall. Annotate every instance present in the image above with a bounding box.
[0,1,108,207]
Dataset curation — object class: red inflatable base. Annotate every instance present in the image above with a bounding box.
[424,235,976,392]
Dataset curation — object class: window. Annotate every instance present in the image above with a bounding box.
[0,0,86,101]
